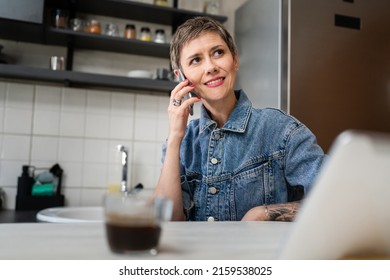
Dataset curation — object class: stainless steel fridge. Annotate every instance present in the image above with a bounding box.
[235,0,390,152]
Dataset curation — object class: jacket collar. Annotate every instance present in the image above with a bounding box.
[199,89,252,134]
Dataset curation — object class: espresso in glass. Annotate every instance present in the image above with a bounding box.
[104,190,172,255]
[105,213,161,253]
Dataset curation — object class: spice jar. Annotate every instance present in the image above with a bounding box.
[124,24,136,39]
[154,0,168,6]
[140,27,151,41]
[85,20,101,34]
[52,9,69,28]
[104,23,120,37]
[69,18,85,32]
[154,29,166,44]
[204,0,220,15]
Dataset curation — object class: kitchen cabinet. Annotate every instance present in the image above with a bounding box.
[0,0,227,93]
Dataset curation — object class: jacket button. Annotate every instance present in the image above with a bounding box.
[208,187,218,194]
[207,216,215,222]
[211,158,218,164]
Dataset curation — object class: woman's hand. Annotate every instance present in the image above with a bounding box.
[168,79,200,141]
[241,206,269,221]
[241,202,300,222]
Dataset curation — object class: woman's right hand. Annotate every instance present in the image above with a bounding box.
[168,79,200,141]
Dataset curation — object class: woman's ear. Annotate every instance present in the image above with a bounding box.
[173,69,180,78]
[233,55,240,71]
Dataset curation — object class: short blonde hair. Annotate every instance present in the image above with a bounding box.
[170,16,238,69]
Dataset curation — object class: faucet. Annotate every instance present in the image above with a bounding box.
[117,145,129,192]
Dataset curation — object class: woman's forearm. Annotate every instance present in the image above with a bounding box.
[155,138,185,221]
[241,201,301,221]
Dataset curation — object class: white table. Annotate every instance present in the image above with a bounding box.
[0,221,291,260]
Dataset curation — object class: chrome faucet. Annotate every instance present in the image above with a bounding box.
[117,145,129,192]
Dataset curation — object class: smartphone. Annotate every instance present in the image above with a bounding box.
[178,69,197,115]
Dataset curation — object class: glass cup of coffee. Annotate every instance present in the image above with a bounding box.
[104,189,172,255]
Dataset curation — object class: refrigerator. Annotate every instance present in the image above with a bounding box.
[235,0,390,152]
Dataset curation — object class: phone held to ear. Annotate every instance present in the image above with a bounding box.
[178,69,197,116]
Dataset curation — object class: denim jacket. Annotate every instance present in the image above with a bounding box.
[162,89,326,221]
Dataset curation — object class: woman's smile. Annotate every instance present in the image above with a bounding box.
[204,76,225,87]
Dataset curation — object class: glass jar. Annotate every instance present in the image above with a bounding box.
[52,9,69,28]
[69,18,85,32]
[85,20,101,34]
[124,24,136,39]
[140,27,151,41]
[50,56,65,71]
[154,0,168,6]
[204,0,220,15]
[154,29,166,44]
[104,23,120,37]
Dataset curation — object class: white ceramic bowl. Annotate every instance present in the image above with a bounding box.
[127,70,153,79]
[37,206,104,223]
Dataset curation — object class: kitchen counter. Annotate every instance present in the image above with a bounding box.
[0,221,291,260]
[0,210,38,223]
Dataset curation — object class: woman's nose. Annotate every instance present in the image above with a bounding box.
[204,59,218,74]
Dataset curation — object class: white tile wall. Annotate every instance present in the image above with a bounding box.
[0,81,168,209]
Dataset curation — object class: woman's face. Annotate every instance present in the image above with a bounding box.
[179,32,239,103]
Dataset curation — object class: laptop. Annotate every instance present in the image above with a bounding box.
[279,130,390,259]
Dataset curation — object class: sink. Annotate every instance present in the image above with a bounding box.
[36,206,104,223]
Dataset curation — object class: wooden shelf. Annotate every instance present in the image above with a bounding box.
[0,64,175,93]
[45,27,170,58]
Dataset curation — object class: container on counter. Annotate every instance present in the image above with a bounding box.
[16,166,34,197]
[124,24,136,39]
[139,27,152,41]
[154,29,166,43]
[51,9,69,28]
[85,20,101,34]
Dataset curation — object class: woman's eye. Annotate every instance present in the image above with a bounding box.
[214,49,224,57]
[190,57,200,65]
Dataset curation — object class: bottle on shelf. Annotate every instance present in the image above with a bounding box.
[204,0,220,15]
[154,0,169,7]
[124,24,136,39]
[85,20,101,34]
[140,27,152,41]
[51,9,69,28]
[154,29,166,43]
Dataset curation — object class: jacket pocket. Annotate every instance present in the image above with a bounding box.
[181,171,202,220]
[231,158,274,220]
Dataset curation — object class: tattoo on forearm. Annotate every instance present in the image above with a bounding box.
[268,202,300,222]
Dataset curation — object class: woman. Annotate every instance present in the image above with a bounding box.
[155,16,326,221]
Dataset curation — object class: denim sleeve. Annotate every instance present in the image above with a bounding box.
[284,124,327,196]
